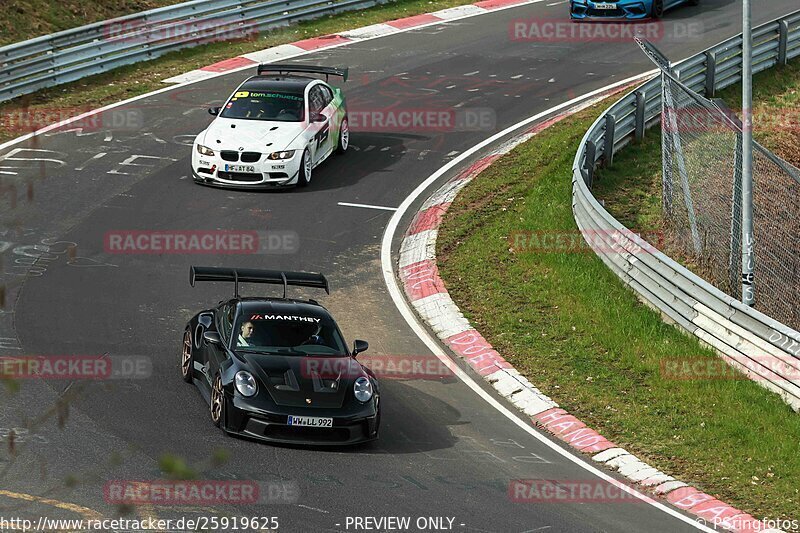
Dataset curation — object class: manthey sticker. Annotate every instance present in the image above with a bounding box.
[249,314,322,322]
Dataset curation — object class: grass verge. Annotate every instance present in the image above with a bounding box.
[0,0,479,145]
[0,1,185,46]
[436,100,800,521]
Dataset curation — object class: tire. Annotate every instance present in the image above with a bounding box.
[210,373,225,428]
[336,118,349,154]
[181,329,193,383]
[686,0,699,5]
[297,148,312,187]
[651,0,664,18]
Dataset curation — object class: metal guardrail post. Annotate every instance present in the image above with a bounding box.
[704,51,717,97]
[584,141,596,188]
[603,114,616,168]
[778,20,790,65]
[635,91,646,141]
[729,132,744,296]
[572,11,800,411]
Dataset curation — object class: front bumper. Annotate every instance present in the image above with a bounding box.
[224,395,380,446]
[570,1,650,19]
[191,148,300,189]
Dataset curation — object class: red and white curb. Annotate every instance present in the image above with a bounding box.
[163,0,544,84]
[396,92,783,533]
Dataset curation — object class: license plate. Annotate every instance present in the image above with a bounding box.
[594,2,616,9]
[287,416,333,428]
[224,164,256,172]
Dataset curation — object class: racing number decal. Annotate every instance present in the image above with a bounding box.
[314,122,329,150]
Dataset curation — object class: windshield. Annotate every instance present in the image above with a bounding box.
[220,90,305,122]
[234,311,347,355]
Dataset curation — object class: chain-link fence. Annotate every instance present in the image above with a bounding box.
[661,71,800,331]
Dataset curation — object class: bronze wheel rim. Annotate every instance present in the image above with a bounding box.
[211,375,223,423]
[181,332,191,377]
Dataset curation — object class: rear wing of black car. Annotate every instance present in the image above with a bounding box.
[190,266,330,298]
[257,63,348,82]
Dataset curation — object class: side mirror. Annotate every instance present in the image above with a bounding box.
[352,339,369,357]
[208,107,220,116]
[203,331,223,346]
[311,112,326,123]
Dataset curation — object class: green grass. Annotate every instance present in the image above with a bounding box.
[594,60,800,225]
[0,0,477,144]
[0,0,186,46]
[437,102,800,522]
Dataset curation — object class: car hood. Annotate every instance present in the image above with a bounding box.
[201,118,305,151]
[243,353,365,409]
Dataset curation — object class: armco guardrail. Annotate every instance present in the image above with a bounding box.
[0,0,387,103]
[572,10,800,411]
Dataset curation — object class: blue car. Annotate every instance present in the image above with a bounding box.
[570,0,698,20]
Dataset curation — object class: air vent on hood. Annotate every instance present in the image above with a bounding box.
[272,369,300,391]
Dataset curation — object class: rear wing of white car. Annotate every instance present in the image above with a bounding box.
[257,63,348,82]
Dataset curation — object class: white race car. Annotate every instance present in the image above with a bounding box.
[191,64,349,189]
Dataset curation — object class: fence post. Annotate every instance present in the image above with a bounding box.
[603,114,616,168]
[584,141,596,189]
[635,91,646,141]
[729,132,743,296]
[704,51,717,98]
[778,20,789,66]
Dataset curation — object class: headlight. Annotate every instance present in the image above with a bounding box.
[234,371,257,397]
[267,150,295,160]
[354,376,373,403]
[196,144,215,156]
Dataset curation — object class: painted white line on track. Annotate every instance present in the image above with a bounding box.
[380,69,717,532]
[338,202,398,211]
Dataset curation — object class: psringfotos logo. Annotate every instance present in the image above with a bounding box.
[103,480,298,505]
[104,230,299,255]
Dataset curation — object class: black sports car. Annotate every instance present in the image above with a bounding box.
[181,266,380,445]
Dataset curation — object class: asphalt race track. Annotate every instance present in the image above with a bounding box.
[0,1,796,531]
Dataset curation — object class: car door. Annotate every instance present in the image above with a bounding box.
[308,84,332,165]
[206,303,234,384]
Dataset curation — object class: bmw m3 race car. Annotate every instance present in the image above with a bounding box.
[570,0,698,20]
[181,266,380,445]
[191,64,350,189]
